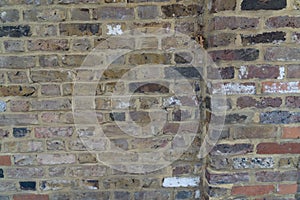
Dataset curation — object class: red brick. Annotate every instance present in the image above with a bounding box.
[257,143,300,154]
[0,155,11,166]
[278,184,297,194]
[282,127,300,139]
[13,194,49,200]
[209,49,259,62]
[231,185,274,196]
[262,81,300,94]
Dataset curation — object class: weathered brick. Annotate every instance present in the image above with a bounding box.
[59,23,101,36]
[19,181,36,191]
[6,167,44,178]
[39,55,59,68]
[231,185,274,196]
[0,9,19,22]
[210,143,253,156]
[134,191,171,200]
[58,0,100,3]
[4,40,25,52]
[210,0,236,12]
[237,96,282,108]
[210,16,259,30]
[129,82,169,94]
[35,127,73,138]
[34,24,57,37]
[265,47,300,61]
[13,128,30,138]
[128,53,172,65]
[161,4,204,18]
[207,186,229,197]
[292,32,300,43]
[242,0,286,10]
[209,49,259,61]
[287,65,300,78]
[13,194,49,200]
[114,191,130,200]
[257,142,300,154]
[266,16,300,28]
[7,71,29,84]
[0,56,35,69]
[175,191,192,199]
[31,99,71,111]
[0,25,31,37]
[206,171,249,184]
[41,84,61,96]
[10,100,30,112]
[256,170,297,182]
[28,39,68,51]
[47,139,66,151]
[209,155,230,170]
[282,127,300,139]
[0,114,38,125]
[239,65,281,79]
[0,195,9,200]
[92,7,134,20]
[207,33,236,47]
[71,38,92,51]
[23,9,66,22]
[232,126,277,139]
[72,192,109,200]
[48,166,67,177]
[138,6,159,19]
[14,155,36,166]
[278,184,297,194]
[78,153,97,164]
[286,96,300,108]
[175,21,196,35]
[40,179,75,191]
[262,82,300,94]
[0,128,9,138]
[242,32,286,45]
[208,66,234,79]
[0,181,17,192]
[68,165,107,177]
[31,70,72,82]
[71,8,90,20]
[261,111,300,124]
[165,66,201,79]
[37,154,76,165]
[212,82,256,95]
[3,140,43,153]
[232,157,274,169]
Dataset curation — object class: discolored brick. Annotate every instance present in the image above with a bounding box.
[4,40,24,52]
[59,23,101,36]
[0,9,19,22]
[242,0,286,10]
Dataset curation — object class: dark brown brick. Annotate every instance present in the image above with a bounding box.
[239,65,280,79]
[210,0,236,13]
[257,142,300,154]
[232,126,277,139]
[207,33,236,47]
[0,85,36,97]
[30,70,73,83]
[128,53,172,65]
[92,7,134,20]
[242,32,286,45]
[210,16,259,30]
[129,82,169,94]
[28,39,69,51]
[255,170,298,182]
[206,170,249,184]
[70,8,90,20]
[209,49,259,62]
[266,16,300,28]
[237,96,282,108]
[210,143,253,156]
[59,23,101,36]
[207,66,234,79]
[161,4,204,18]
[242,0,286,10]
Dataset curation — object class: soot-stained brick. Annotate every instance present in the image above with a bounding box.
[0,25,31,37]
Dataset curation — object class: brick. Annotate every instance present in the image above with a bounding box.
[134,191,171,200]
[6,167,44,178]
[0,155,11,166]
[232,126,277,139]
[62,55,85,67]
[72,192,109,200]
[58,0,100,3]
[286,96,300,108]
[7,71,29,84]
[0,25,31,37]
[47,139,66,151]
[40,180,75,191]
[0,128,9,138]
[265,47,300,61]
[210,0,236,12]
[28,39,68,51]
[13,128,30,138]
[162,176,200,187]
[242,32,285,45]
[0,100,6,112]
[59,23,101,36]
[68,165,107,177]
[233,157,274,169]
[0,9,19,22]
[48,166,67,177]
[209,49,259,61]
[128,0,169,2]
[35,127,73,138]
[71,38,92,51]
[78,153,97,164]
[4,40,25,52]
[23,9,66,22]
[31,99,71,111]
[242,0,286,10]
[207,33,236,47]
[37,154,76,165]
[0,196,9,200]
[129,82,169,94]
[0,114,38,125]
[71,8,90,20]
[237,96,282,108]
[210,16,259,30]
[165,66,201,79]
[257,142,300,154]
[80,179,99,190]
[209,156,230,170]
[260,111,300,124]
[41,84,61,96]
[31,70,72,82]
[231,185,274,196]
[3,140,44,153]
[174,52,193,64]
[266,16,300,28]
[239,65,281,79]
[292,32,300,43]
[211,143,253,156]
[256,170,297,182]
[0,56,35,69]
[0,181,17,192]
[92,7,134,20]
[10,100,30,112]
[161,4,204,18]
[0,168,4,178]
[39,55,59,68]
[14,155,36,166]
[138,6,159,19]
[282,127,300,138]
[175,21,196,35]
[34,24,57,37]
[212,82,256,95]
[207,186,229,197]
[19,181,36,190]
[114,192,130,200]
[278,184,297,194]
[206,171,249,184]
[262,81,300,94]
[287,65,300,78]
[175,191,192,199]
[13,194,49,200]
[128,53,172,65]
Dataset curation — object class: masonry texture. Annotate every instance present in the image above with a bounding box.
[0,0,299,200]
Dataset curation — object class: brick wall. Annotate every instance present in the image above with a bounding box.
[0,0,299,199]
[205,0,300,199]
